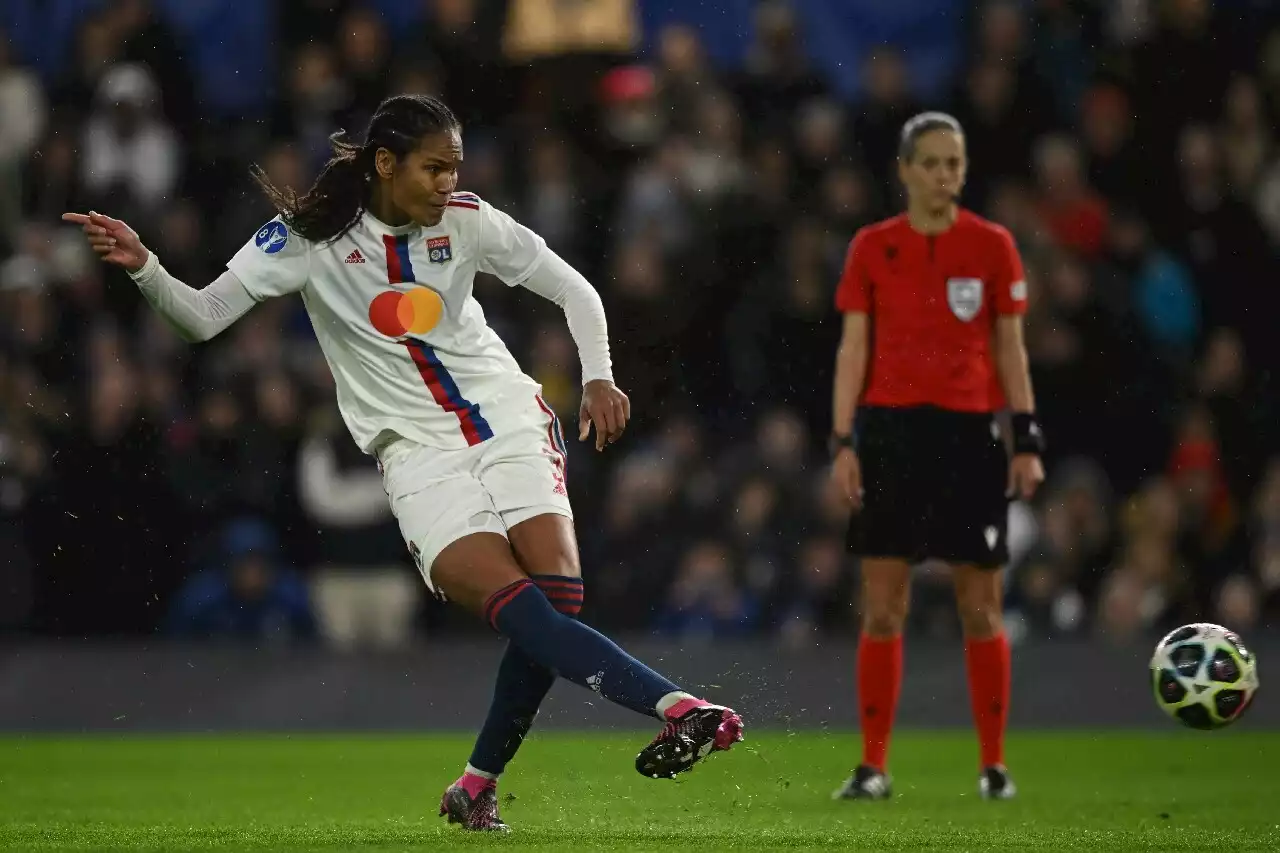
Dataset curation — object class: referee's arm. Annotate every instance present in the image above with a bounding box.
[993,316,1034,413]
[990,230,1044,500]
[832,232,871,443]
[830,232,871,506]
[832,312,868,442]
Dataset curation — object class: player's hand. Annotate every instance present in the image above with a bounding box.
[579,379,629,451]
[61,211,149,273]
[832,447,863,510]
[1007,453,1045,501]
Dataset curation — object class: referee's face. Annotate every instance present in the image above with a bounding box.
[899,129,967,215]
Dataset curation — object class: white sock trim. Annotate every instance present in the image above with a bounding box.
[655,691,697,717]
[464,764,499,781]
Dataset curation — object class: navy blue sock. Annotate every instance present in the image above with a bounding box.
[484,579,679,719]
[467,576,583,776]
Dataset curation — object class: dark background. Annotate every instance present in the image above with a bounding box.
[2,0,1280,659]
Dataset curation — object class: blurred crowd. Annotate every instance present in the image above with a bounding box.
[2,0,1279,648]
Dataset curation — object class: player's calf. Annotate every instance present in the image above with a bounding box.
[462,575,583,781]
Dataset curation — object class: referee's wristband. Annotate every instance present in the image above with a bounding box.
[1011,413,1045,456]
[828,432,855,459]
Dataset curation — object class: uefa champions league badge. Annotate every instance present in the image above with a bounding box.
[255,221,289,254]
[427,236,452,264]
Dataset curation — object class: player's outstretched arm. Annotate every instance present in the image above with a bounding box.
[63,211,257,343]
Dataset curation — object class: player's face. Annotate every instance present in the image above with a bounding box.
[899,129,967,214]
[386,129,462,227]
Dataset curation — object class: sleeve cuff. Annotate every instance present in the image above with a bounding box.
[127,251,160,282]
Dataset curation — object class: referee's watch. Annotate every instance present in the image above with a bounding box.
[828,432,855,459]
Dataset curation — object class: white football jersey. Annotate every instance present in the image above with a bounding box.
[227,192,549,454]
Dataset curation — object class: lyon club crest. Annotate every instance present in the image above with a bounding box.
[427,236,452,264]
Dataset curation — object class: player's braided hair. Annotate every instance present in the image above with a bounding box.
[251,94,460,244]
[898,111,963,162]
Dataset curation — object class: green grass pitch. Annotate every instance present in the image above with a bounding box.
[1,731,1277,851]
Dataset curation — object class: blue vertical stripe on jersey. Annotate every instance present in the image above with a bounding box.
[394,235,416,282]
[381,233,417,283]
[407,339,495,445]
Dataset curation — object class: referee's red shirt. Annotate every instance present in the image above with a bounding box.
[835,209,1028,413]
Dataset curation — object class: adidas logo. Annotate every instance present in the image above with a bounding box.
[345,249,366,264]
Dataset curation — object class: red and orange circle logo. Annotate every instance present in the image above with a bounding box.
[368,287,444,338]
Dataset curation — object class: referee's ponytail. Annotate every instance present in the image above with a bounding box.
[898,112,964,163]
[251,94,460,244]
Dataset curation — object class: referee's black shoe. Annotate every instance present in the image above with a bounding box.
[832,764,892,800]
[979,765,1017,800]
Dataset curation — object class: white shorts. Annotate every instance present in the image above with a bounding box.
[377,408,572,595]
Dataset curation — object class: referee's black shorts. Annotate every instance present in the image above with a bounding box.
[846,405,1010,568]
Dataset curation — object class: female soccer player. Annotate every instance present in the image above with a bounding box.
[65,94,742,832]
[828,112,1044,801]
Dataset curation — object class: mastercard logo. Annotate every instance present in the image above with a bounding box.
[369,287,444,338]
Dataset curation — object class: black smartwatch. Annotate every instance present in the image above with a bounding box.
[828,432,855,459]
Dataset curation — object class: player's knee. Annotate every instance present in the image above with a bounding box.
[954,567,1004,638]
[863,612,906,638]
[862,597,908,637]
[532,574,583,618]
[957,600,1003,639]
[861,581,909,637]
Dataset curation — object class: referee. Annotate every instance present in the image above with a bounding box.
[829,113,1045,802]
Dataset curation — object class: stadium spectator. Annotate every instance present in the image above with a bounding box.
[1008,459,1114,637]
[165,517,318,643]
[0,35,45,257]
[1248,461,1280,624]
[298,406,421,651]
[107,0,197,136]
[0,342,42,631]
[654,540,760,640]
[80,63,179,233]
[1032,133,1108,259]
[1078,84,1143,206]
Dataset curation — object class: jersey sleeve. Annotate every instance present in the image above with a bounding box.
[991,225,1028,316]
[476,199,548,286]
[225,217,311,302]
[834,229,871,313]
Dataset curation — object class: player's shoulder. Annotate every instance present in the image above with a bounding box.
[850,214,909,249]
[956,209,1016,246]
[248,215,314,254]
[444,191,483,214]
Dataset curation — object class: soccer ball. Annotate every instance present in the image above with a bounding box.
[1150,623,1259,730]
